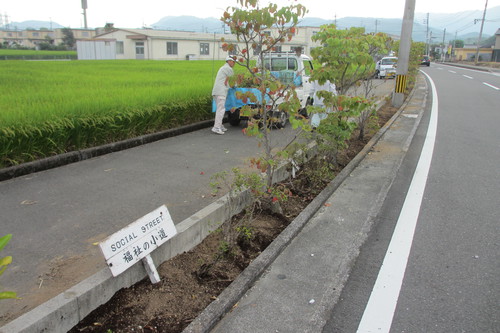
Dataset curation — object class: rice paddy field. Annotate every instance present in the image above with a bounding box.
[0,59,224,167]
[0,49,77,60]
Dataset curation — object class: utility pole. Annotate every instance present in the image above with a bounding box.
[429,30,433,56]
[442,28,446,61]
[392,0,416,108]
[453,30,457,61]
[425,13,429,55]
[81,0,88,29]
[475,0,488,65]
[3,13,10,30]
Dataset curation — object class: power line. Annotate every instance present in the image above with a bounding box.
[455,20,476,33]
[429,11,477,28]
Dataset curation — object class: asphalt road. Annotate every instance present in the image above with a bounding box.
[324,65,500,332]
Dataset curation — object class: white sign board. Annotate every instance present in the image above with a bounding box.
[99,205,177,277]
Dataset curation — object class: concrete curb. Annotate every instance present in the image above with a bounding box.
[0,120,214,182]
[182,87,419,333]
[0,88,404,333]
[441,62,500,73]
[0,183,257,333]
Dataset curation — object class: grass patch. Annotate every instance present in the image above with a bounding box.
[0,60,224,167]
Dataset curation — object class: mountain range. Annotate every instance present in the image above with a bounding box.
[3,6,499,44]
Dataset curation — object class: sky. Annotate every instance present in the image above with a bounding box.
[1,0,499,29]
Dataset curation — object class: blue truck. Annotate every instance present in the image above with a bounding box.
[213,52,316,128]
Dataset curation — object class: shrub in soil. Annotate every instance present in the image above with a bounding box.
[70,102,397,333]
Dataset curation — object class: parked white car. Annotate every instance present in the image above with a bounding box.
[375,56,397,79]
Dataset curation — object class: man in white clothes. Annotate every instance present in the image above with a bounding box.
[211,56,236,135]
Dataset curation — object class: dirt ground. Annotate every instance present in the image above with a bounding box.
[69,103,398,333]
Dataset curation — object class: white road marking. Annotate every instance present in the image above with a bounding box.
[463,75,473,79]
[449,70,456,73]
[357,72,438,333]
[483,82,500,90]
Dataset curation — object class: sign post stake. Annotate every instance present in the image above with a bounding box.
[142,254,161,284]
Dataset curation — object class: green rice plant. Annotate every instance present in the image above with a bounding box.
[0,60,218,125]
[0,49,77,60]
[0,60,224,167]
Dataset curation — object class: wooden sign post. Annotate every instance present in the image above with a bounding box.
[99,205,177,283]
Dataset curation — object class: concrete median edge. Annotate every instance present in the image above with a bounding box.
[182,86,420,333]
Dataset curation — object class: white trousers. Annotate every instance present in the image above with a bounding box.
[214,95,226,129]
[311,113,327,128]
[310,106,332,128]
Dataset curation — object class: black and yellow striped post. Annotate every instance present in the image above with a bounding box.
[392,0,415,108]
[395,74,407,94]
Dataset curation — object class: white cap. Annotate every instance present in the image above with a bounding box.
[226,56,235,62]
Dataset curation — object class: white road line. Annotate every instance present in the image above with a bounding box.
[483,82,500,90]
[449,70,456,73]
[463,75,473,79]
[357,72,438,333]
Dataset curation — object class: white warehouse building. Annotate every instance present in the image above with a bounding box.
[76,27,323,60]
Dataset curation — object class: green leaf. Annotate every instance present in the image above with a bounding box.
[0,235,12,252]
[0,256,12,275]
[0,291,19,300]
[0,256,12,267]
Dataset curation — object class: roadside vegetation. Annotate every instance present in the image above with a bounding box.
[191,0,396,272]
[220,0,309,190]
[187,0,426,276]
